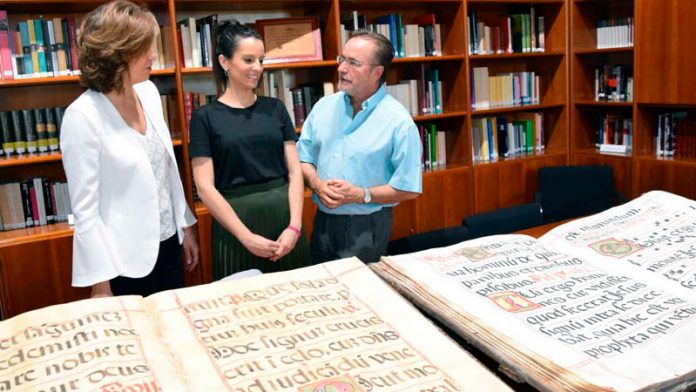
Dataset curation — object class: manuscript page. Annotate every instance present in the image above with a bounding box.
[145,257,511,391]
[540,190,696,292]
[376,230,696,392]
[0,296,185,391]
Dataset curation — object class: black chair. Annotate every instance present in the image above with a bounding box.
[387,226,471,256]
[535,165,625,223]
[462,203,543,239]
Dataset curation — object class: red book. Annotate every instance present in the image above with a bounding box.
[29,185,39,224]
[183,91,194,130]
[64,16,79,72]
[0,10,14,79]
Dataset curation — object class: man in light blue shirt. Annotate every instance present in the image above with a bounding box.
[298,31,423,263]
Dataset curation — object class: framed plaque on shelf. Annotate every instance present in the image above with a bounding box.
[256,17,323,64]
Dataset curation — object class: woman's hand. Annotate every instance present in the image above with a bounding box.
[90,281,113,298]
[270,228,299,261]
[182,226,200,272]
[241,233,281,259]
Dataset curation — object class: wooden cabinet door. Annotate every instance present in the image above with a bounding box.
[0,237,88,319]
[633,158,696,200]
[416,167,473,232]
[636,0,696,104]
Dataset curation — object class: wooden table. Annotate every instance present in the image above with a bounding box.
[515,219,572,238]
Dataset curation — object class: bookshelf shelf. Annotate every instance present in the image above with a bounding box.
[472,103,565,116]
[393,55,466,64]
[473,150,565,166]
[469,51,565,61]
[575,147,632,158]
[0,222,72,247]
[0,75,80,87]
[468,0,564,4]
[413,110,467,122]
[574,47,633,55]
[0,152,63,168]
[574,101,633,107]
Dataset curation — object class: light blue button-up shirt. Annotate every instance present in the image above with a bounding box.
[297,84,423,215]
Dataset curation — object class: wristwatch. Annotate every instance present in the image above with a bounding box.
[363,187,372,204]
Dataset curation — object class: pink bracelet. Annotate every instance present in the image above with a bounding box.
[287,225,302,236]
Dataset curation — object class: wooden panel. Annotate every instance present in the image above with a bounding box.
[473,154,567,213]
[193,210,214,285]
[442,167,474,226]
[415,168,473,232]
[0,237,88,319]
[392,199,417,239]
[633,158,696,200]
[635,0,696,104]
[416,174,446,232]
[573,153,633,198]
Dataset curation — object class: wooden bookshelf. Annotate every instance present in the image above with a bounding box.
[569,0,634,198]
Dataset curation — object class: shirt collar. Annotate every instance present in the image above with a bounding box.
[342,84,387,112]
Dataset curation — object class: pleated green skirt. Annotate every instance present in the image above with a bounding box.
[211,177,311,280]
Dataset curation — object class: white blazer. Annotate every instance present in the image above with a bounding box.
[61,81,196,287]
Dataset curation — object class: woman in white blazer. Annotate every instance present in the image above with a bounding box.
[60,0,199,298]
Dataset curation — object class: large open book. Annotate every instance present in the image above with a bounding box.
[373,191,696,392]
[0,258,510,391]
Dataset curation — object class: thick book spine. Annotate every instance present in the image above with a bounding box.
[44,107,59,151]
[21,109,37,153]
[41,177,55,224]
[10,110,26,154]
[35,19,52,76]
[60,19,72,72]
[290,88,306,126]
[0,111,15,154]
[54,106,65,139]
[51,17,67,74]
[27,180,39,224]
[33,108,48,152]
[18,22,34,77]
[20,179,34,227]
[64,16,79,72]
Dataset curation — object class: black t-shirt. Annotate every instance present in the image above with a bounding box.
[188,97,297,190]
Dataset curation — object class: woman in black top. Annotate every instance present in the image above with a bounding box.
[189,20,310,278]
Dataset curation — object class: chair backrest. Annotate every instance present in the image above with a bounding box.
[536,165,622,223]
[462,203,543,239]
[387,226,471,255]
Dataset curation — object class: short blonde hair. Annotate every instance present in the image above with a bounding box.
[78,0,159,93]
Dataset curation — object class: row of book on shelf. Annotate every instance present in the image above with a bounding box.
[596,17,634,49]
[595,114,632,154]
[594,64,633,103]
[0,96,176,157]
[472,113,543,162]
[0,177,71,231]
[341,12,442,58]
[467,7,545,55]
[419,123,446,170]
[0,11,172,80]
[471,67,540,110]
[656,111,696,159]
[175,11,444,71]
[0,107,64,156]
